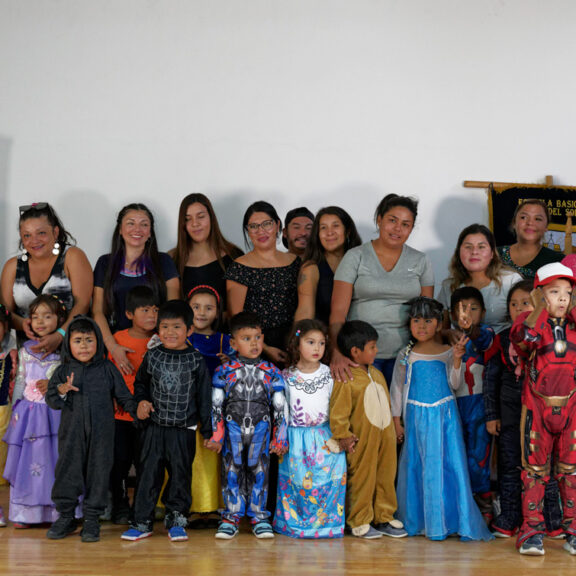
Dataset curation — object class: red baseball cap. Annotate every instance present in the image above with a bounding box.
[534,262,576,288]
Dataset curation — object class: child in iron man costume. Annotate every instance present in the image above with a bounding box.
[511,262,576,556]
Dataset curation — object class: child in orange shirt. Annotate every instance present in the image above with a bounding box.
[108,286,158,525]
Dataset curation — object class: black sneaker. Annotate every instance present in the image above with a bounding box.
[81,520,101,543]
[47,517,78,540]
[112,511,131,526]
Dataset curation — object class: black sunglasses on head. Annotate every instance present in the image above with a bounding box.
[19,203,50,217]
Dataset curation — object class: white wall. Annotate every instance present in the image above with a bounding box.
[2,0,576,289]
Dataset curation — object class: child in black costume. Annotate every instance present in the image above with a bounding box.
[46,316,137,542]
[121,300,212,543]
[484,280,533,536]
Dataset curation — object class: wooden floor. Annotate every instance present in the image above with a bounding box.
[0,486,575,576]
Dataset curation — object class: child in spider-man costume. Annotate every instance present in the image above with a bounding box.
[511,262,576,556]
[450,287,495,520]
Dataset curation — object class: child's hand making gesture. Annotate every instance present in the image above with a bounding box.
[457,300,473,331]
[524,287,547,327]
[452,333,468,369]
[456,301,480,340]
[57,373,79,396]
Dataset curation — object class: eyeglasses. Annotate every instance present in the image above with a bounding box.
[246,219,276,233]
[19,203,49,216]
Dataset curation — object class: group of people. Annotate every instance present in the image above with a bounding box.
[0,195,574,556]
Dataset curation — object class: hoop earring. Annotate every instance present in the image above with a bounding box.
[52,242,60,256]
[21,248,28,262]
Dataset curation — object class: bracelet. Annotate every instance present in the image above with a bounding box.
[57,328,66,338]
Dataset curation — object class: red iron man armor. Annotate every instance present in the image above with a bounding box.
[511,309,576,544]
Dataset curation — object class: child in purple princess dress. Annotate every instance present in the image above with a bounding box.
[3,295,68,528]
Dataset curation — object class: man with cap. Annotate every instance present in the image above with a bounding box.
[282,207,314,257]
[511,261,576,556]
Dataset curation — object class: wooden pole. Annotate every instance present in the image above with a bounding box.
[463,178,557,189]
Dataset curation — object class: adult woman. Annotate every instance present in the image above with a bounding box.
[330,194,434,384]
[294,206,362,325]
[497,200,563,279]
[0,203,92,355]
[438,223,522,334]
[226,201,300,365]
[92,203,179,373]
[170,193,243,305]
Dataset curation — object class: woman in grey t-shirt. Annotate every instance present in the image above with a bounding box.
[330,194,434,385]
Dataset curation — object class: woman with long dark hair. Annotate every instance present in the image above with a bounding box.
[170,193,242,307]
[497,199,563,279]
[437,223,522,334]
[92,203,179,373]
[294,206,361,325]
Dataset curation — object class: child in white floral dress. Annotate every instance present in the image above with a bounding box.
[273,319,346,538]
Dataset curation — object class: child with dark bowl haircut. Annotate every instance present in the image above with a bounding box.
[329,320,406,540]
[121,300,212,543]
[108,285,159,525]
[46,317,137,543]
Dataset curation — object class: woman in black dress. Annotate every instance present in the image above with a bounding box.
[226,201,300,366]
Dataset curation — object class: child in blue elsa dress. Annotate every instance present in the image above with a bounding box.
[390,297,493,542]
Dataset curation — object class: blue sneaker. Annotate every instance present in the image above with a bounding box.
[252,521,274,539]
[215,522,239,540]
[168,526,188,542]
[519,533,545,556]
[121,527,153,541]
